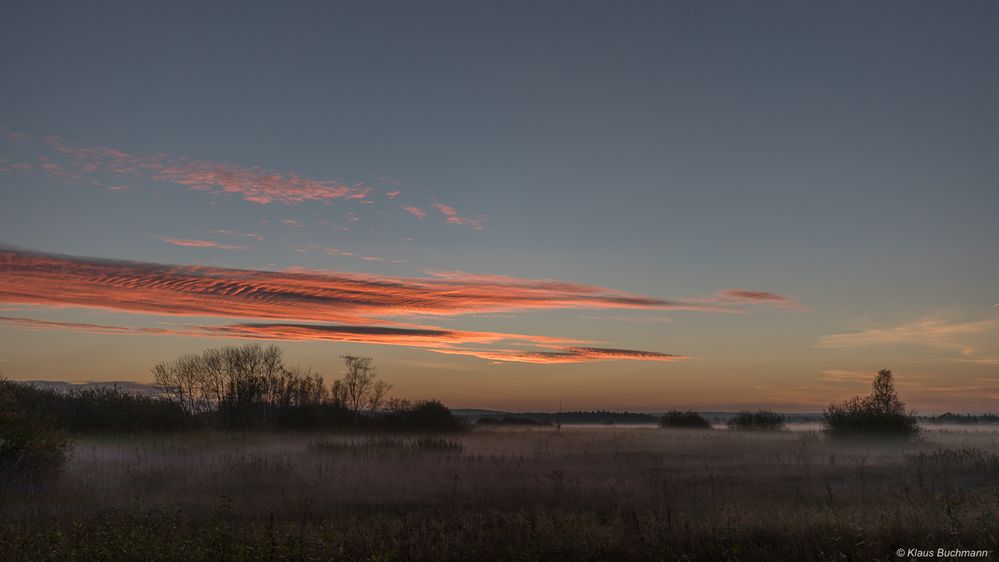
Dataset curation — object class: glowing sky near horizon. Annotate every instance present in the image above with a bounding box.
[1,2,997,412]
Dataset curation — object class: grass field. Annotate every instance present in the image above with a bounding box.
[3,426,998,560]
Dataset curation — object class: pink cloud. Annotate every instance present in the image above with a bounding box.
[41,136,371,205]
[433,202,486,230]
[403,206,427,219]
[693,289,808,311]
[212,230,265,240]
[385,191,401,199]
[158,237,247,251]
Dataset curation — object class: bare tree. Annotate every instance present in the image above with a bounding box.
[335,355,392,413]
[367,379,392,413]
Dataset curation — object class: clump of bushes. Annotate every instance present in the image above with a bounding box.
[0,414,71,483]
[384,400,466,432]
[823,369,920,439]
[0,379,197,433]
[659,410,712,429]
[727,410,785,431]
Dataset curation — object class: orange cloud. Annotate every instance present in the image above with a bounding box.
[433,202,486,230]
[42,137,370,205]
[158,237,247,251]
[0,247,740,363]
[0,248,732,325]
[196,322,580,348]
[0,314,684,364]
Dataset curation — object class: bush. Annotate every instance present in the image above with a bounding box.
[659,410,712,429]
[386,400,466,432]
[0,414,71,483]
[823,369,920,439]
[727,410,785,431]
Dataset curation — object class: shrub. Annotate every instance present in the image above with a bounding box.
[0,414,71,483]
[0,379,198,433]
[823,369,920,439]
[659,410,712,429]
[386,400,466,432]
[727,410,785,431]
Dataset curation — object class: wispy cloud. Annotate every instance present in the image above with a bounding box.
[0,315,170,336]
[40,136,370,205]
[694,289,809,311]
[402,205,427,219]
[298,245,406,265]
[433,202,486,230]
[817,313,999,365]
[158,237,247,251]
[431,346,687,364]
[212,230,265,241]
[385,190,401,199]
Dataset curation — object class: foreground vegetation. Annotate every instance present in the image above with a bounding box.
[2,427,998,560]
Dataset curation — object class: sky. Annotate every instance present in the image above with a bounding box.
[1,1,997,413]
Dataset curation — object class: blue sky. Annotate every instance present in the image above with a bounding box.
[1,1,997,411]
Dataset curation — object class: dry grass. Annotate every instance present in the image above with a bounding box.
[2,426,998,560]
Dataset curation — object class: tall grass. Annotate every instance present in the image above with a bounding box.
[2,426,998,559]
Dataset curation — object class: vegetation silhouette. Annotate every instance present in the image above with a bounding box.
[659,410,712,429]
[151,344,463,432]
[823,369,920,439]
[727,410,786,431]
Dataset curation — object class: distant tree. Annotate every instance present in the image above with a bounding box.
[823,369,920,439]
[727,410,785,431]
[333,355,392,414]
[152,344,328,427]
[659,410,712,429]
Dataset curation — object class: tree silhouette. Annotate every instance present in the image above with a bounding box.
[823,369,919,438]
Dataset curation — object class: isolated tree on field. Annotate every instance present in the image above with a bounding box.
[823,369,919,438]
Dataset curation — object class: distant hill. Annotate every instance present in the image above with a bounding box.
[18,380,163,395]
[454,409,657,425]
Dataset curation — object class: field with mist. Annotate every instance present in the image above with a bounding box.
[4,424,999,560]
